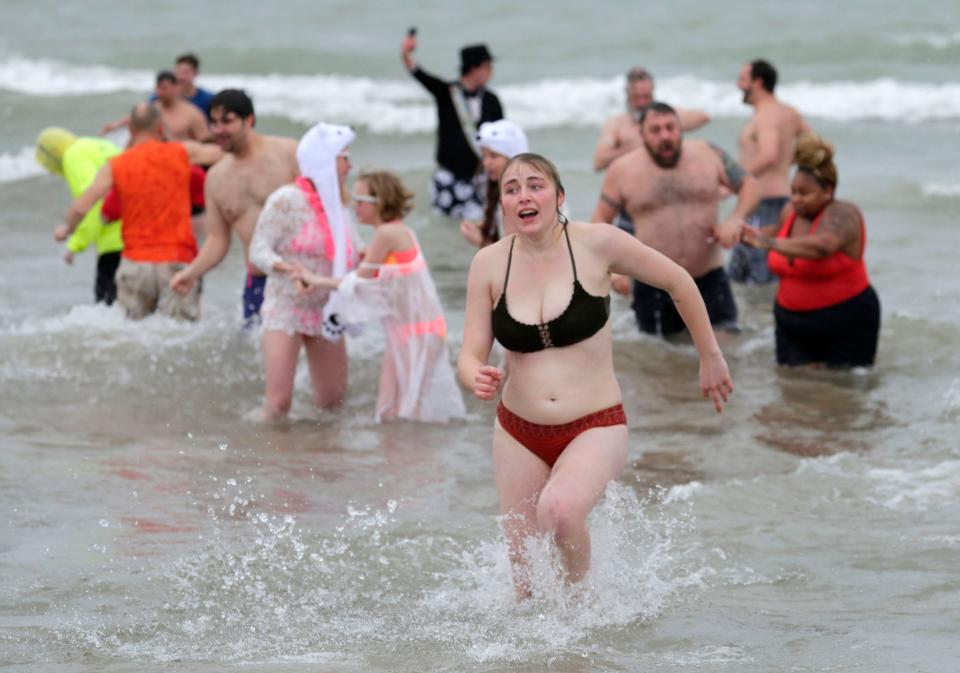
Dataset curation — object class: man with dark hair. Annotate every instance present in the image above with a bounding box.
[591,103,764,339]
[170,89,300,326]
[726,59,811,284]
[592,66,710,172]
[55,103,220,321]
[102,70,209,142]
[401,31,504,220]
[153,70,209,141]
[175,52,215,117]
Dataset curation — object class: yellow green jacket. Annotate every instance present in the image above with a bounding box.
[63,138,123,255]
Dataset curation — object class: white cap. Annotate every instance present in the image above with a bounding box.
[476,120,528,159]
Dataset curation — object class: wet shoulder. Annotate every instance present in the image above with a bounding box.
[376,222,414,248]
[264,135,299,162]
[606,112,633,131]
[472,235,512,278]
[786,103,809,132]
[608,145,651,175]
[568,220,618,260]
[205,153,236,185]
[683,138,723,166]
[827,199,862,221]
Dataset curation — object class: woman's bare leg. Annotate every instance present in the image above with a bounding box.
[261,330,303,420]
[303,335,348,409]
[492,420,551,598]
[536,424,628,584]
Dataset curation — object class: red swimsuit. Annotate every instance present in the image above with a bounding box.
[497,402,627,467]
[768,207,869,311]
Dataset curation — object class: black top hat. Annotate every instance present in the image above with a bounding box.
[460,44,493,73]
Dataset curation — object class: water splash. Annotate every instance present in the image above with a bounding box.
[50,481,714,665]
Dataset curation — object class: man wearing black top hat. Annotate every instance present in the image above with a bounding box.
[401,32,504,220]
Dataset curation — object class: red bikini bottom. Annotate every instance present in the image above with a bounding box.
[496,401,627,467]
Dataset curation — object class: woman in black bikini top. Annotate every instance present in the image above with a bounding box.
[491,221,611,353]
[458,153,733,599]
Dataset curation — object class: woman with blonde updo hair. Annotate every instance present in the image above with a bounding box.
[740,133,880,367]
[293,170,465,423]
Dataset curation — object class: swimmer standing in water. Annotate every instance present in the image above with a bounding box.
[247,122,357,420]
[458,153,732,598]
[36,127,123,304]
[293,170,466,423]
[460,119,529,248]
[170,90,300,326]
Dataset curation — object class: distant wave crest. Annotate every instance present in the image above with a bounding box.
[2,55,960,143]
[922,180,960,198]
[0,146,44,184]
[889,31,960,50]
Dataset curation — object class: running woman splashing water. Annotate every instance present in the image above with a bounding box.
[457,153,733,598]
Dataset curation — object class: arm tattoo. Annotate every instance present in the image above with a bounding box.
[821,202,860,243]
[708,142,746,190]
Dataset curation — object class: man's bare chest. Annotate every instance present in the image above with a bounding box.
[628,169,718,214]
[219,165,291,221]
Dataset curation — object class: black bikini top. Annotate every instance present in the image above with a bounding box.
[492,225,611,353]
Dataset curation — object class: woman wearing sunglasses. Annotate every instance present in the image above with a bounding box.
[293,170,465,423]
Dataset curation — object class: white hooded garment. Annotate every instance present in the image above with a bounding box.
[296,122,359,341]
[336,236,465,424]
[250,122,361,337]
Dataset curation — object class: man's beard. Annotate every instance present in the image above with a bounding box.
[741,88,752,105]
[644,139,682,168]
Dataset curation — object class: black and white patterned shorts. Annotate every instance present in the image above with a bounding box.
[430,168,484,220]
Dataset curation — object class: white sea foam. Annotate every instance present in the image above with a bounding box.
[797,453,960,513]
[890,31,960,49]
[922,180,960,198]
[70,482,711,664]
[0,145,44,183]
[3,55,960,134]
[663,480,703,503]
[1,302,206,342]
[865,460,960,512]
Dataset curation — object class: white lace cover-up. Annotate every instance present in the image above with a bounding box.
[249,183,335,337]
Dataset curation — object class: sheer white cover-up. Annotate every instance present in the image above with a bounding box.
[249,183,337,337]
[337,240,466,424]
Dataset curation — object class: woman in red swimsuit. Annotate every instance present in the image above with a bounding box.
[458,153,733,598]
[740,134,880,368]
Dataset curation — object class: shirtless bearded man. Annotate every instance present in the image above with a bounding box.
[727,59,811,284]
[592,103,763,338]
[169,89,300,324]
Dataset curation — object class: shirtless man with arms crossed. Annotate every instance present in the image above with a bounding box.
[103,71,209,142]
[592,67,710,173]
[169,89,299,324]
[592,103,763,339]
[725,59,811,284]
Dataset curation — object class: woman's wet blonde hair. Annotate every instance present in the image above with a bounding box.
[357,170,415,222]
[795,133,838,190]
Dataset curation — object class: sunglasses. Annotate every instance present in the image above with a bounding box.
[351,193,377,204]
